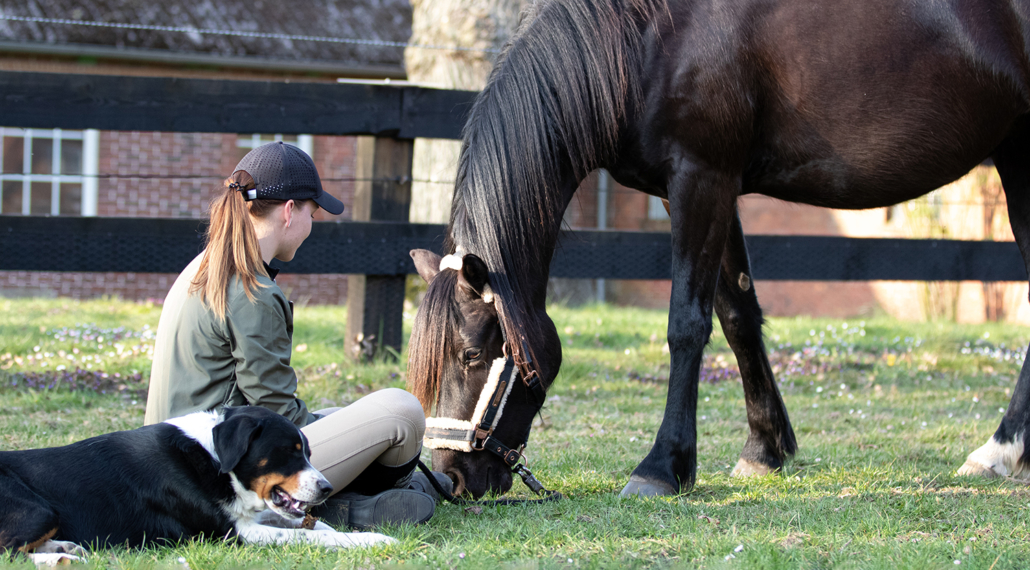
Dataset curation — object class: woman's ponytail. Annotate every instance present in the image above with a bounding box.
[190,171,276,320]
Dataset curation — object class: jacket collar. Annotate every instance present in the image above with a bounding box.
[263,262,280,280]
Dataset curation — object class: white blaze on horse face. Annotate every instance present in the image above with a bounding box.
[958,435,1026,478]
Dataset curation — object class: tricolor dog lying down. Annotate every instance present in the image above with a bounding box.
[0,406,393,564]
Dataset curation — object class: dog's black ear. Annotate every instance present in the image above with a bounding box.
[212,410,264,475]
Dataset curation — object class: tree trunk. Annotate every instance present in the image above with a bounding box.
[405,0,529,223]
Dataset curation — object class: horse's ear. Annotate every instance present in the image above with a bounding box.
[459,254,490,297]
[410,249,442,283]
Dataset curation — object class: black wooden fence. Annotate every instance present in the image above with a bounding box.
[0,72,1025,359]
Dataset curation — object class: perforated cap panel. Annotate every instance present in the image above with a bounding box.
[233,142,344,214]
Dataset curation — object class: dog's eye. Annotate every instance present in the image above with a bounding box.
[463,347,482,363]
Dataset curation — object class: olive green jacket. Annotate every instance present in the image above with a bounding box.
[144,253,317,427]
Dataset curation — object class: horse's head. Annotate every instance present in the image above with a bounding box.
[408,249,560,499]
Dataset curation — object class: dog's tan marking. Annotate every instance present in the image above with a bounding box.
[295,443,302,451]
[257,458,268,468]
[17,527,57,554]
[253,473,306,502]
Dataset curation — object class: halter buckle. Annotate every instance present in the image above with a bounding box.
[502,448,522,466]
[471,426,493,450]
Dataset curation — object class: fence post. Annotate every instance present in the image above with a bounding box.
[345,136,413,362]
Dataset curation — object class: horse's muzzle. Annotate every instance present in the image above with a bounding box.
[432,448,513,500]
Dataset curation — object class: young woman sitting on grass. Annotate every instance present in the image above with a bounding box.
[144,142,450,531]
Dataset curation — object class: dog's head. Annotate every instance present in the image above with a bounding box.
[213,406,332,520]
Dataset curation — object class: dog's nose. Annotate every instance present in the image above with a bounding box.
[317,479,333,499]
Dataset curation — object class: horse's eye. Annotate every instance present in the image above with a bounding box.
[463,348,482,363]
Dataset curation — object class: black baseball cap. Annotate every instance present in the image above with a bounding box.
[233,141,344,215]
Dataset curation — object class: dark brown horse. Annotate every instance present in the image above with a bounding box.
[408,0,1030,498]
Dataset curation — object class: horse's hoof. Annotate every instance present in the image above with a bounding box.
[619,475,676,497]
[957,459,1001,478]
[731,458,774,477]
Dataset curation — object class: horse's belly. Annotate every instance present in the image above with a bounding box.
[735,0,1029,209]
[744,70,1024,209]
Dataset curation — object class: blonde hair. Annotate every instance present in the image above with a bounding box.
[189,171,281,320]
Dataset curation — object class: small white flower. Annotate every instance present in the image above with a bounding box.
[734,545,744,552]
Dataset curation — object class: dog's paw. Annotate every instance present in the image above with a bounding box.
[29,552,84,567]
[34,541,87,557]
[307,530,397,549]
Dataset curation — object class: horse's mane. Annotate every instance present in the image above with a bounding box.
[452,0,664,363]
[410,0,665,411]
[409,270,460,411]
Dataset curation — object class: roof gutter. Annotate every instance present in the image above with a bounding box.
[0,40,407,80]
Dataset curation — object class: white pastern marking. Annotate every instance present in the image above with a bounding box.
[961,435,1026,477]
[165,410,223,462]
[235,519,397,549]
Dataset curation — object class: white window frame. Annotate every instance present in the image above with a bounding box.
[0,127,99,216]
[237,133,313,157]
[647,195,670,221]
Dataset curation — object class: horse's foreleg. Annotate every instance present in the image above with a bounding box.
[714,211,797,477]
[620,169,738,497]
[959,131,1030,479]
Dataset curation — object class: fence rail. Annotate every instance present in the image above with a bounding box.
[2,217,1024,282]
[0,71,476,139]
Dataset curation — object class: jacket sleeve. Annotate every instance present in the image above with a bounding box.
[225,290,317,427]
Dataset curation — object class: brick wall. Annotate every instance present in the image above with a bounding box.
[98,131,236,218]
[1,132,357,305]
[0,271,175,301]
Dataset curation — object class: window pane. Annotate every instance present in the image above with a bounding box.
[1,181,22,214]
[61,139,83,175]
[30,182,50,214]
[31,138,53,174]
[59,183,82,215]
[3,136,24,175]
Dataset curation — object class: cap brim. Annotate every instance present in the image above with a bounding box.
[313,192,345,215]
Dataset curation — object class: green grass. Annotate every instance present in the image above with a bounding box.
[2,298,1029,568]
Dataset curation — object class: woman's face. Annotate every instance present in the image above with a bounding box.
[275,200,318,262]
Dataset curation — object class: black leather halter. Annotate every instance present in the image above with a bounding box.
[423,350,557,498]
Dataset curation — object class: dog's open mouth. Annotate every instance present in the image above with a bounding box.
[271,486,309,518]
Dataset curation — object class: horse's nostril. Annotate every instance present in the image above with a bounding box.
[445,469,466,497]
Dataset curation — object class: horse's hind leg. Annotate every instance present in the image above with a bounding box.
[714,212,797,476]
[960,128,1030,478]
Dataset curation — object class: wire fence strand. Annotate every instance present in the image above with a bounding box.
[0,14,499,54]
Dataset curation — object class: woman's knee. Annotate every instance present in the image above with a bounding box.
[369,387,426,439]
